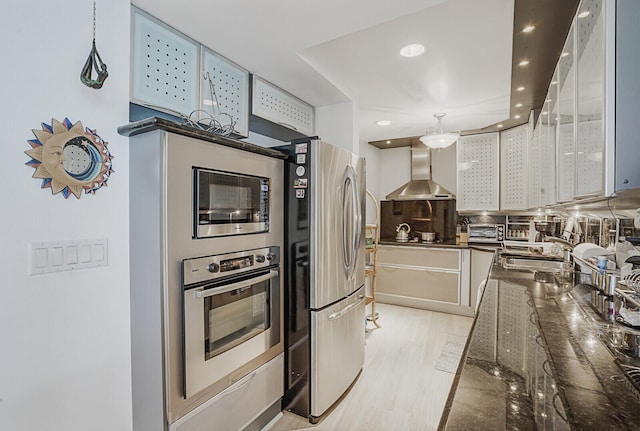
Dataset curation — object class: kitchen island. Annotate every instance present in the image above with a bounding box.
[439,255,640,430]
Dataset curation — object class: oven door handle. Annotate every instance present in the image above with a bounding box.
[193,270,279,298]
[328,294,365,320]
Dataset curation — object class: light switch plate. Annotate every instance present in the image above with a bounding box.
[30,238,108,275]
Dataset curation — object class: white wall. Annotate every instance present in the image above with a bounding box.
[378,147,412,200]
[0,2,132,430]
[315,102,358,152]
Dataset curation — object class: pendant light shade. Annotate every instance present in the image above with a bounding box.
[419,113,459,149]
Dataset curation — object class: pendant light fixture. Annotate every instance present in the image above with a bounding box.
[419,113,459,149]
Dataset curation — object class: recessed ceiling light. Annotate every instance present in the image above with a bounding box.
[522,25,536,33]
[516,86,525,91]
[518,60,530,66]
[497,124,504,128]
[542,111,548,115]
[400,44,425,57]
[386,140,391,144]
[561,52,569,57]
[376,120,391,126]
[578,10,591,18]
[546,98,552,103]
[514,115,521,119]
[551,80,558,85]
[515,103,523,108]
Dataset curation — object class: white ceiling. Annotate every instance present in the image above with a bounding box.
[132,0,515,143]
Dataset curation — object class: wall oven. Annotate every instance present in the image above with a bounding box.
[194,168,270,238]
[182,246,281,398]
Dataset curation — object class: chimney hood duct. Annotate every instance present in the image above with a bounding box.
[385,142,455,200]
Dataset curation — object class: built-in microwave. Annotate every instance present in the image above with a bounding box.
[194,168,270,238]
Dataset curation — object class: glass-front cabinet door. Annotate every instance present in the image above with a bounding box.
[556,19,576,203]
[575,0,605,197]
[540,79,557,206]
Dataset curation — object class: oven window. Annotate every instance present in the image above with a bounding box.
[203,280,271,360]
[471,227,497,238]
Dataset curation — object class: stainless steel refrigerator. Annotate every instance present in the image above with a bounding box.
[278,138,366,423]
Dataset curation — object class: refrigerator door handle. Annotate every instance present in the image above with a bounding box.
[328,294,366,320]
[342,165,361,280]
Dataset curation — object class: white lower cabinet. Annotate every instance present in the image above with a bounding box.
[376,246,471,315]
[170,354,283,431]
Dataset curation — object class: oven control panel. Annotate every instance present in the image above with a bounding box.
[183,246,279,286]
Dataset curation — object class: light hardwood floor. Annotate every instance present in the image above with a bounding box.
[266,303,473,431]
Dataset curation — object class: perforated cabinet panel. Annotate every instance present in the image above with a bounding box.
[557,123,575,202]
[252,76,314,136]
[540,123,557,205]
[132,10,199,115]
[457,133,499,211]
[529,122,541,208]
[576,0,605,197]
[496,281,528,378]
[500,124,529,210]
[576,120,604,195]
[201,50,249,137]
[468,279,497,362]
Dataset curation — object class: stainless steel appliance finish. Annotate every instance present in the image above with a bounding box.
[395,223,411,242]
[182,246,280,398]
[385,142,454,200]
[311,285,366,415]
[127,128,284,430]
[468,223,505,243]
[279,138,366,423]
[194,168,270,238]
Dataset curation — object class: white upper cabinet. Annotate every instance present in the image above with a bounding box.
[556,18,576,203]
[575,0,605,198]
[251,76,315,138]
[131,8,250,137]
[131,9,199,116]
[457,133,499,211]
[530,91,559,209]
[529,115,542,209]
[500,124,530,210]
[540,94,558,207]
[201,49,250,137]
[612,0,640,192]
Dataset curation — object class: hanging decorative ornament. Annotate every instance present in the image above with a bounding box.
[80,0,109,89]
[25,118,114,199]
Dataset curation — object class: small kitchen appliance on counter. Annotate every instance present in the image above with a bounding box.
[467,223,505,244]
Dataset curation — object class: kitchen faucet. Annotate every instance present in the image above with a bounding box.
[544,236,575,250]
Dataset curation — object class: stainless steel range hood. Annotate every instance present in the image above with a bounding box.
[385,142,455,200]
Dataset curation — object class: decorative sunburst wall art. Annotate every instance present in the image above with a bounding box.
[25,118,114,199]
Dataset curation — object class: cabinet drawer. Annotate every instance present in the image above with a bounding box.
[171,354,283,431]
[377,265,459,304]
[378,246,460,270]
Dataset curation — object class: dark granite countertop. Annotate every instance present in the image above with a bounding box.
[439,256,640,430]
[118,117,287,159]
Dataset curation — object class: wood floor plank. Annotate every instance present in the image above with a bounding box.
[266,303,473,431]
